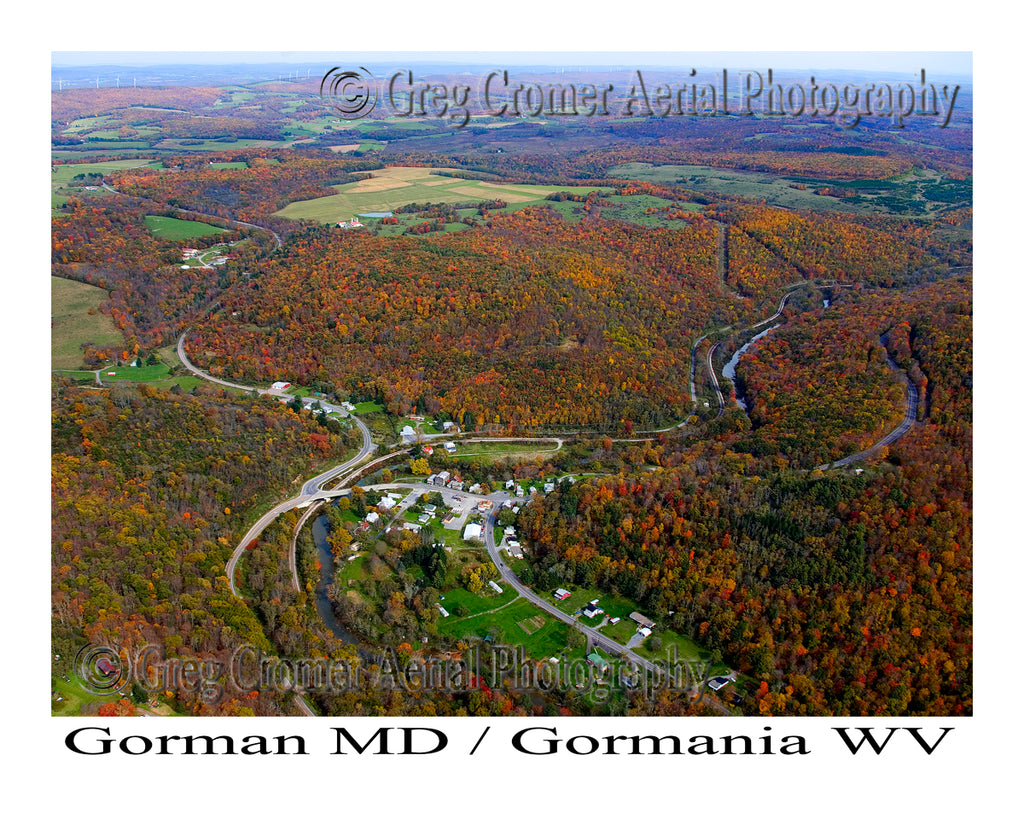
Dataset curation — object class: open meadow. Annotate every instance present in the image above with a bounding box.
[50,276,121,369]
[275,165,606,223]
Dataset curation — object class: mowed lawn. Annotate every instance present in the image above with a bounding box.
[144,215,228,240]
[438,595,571,660]
[275,166,606,223]
[51,276,122,369]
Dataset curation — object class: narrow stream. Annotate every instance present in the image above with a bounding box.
[722,324,779,410]
[310,512,361,645]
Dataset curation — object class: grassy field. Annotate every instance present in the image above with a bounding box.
[154,138,280,151]
[145,215,228,240]
[609,162,856,212]
[51,277,122,369]
[52,159,157,186]
[608,162,966,218]
[352,401,385,414]
[51,672,122,716]
[51,158,158,211]
[451,441,561,461]
[56,360,235,394]
[438,595,571,660]
[275,166,606,223]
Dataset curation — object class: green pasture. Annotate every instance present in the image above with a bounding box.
[145,215,228,240]
[50,277,122,369]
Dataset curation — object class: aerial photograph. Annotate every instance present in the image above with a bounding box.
[50,50,973,721]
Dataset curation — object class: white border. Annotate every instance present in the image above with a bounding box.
[17,2,1014,814]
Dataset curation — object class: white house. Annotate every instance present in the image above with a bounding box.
[365,512,380,524]
[444,442,457,454]
[378,496,397,511]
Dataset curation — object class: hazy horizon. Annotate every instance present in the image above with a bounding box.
[52,51,972,76]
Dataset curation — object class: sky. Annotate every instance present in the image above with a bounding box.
[52,51,972,75]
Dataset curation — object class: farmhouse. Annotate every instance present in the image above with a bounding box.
[586,652,610,674]
[583,602,604,619]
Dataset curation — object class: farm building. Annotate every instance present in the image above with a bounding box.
[553,589,571,601]
[630,612,655,630]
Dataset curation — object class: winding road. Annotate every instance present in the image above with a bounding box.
[176,329,376,595]
[102,182,283,248]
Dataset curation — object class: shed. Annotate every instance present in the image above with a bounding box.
[630,612,655,630]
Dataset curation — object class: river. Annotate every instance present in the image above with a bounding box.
[310,512,361,645]
[721,324,779,410]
